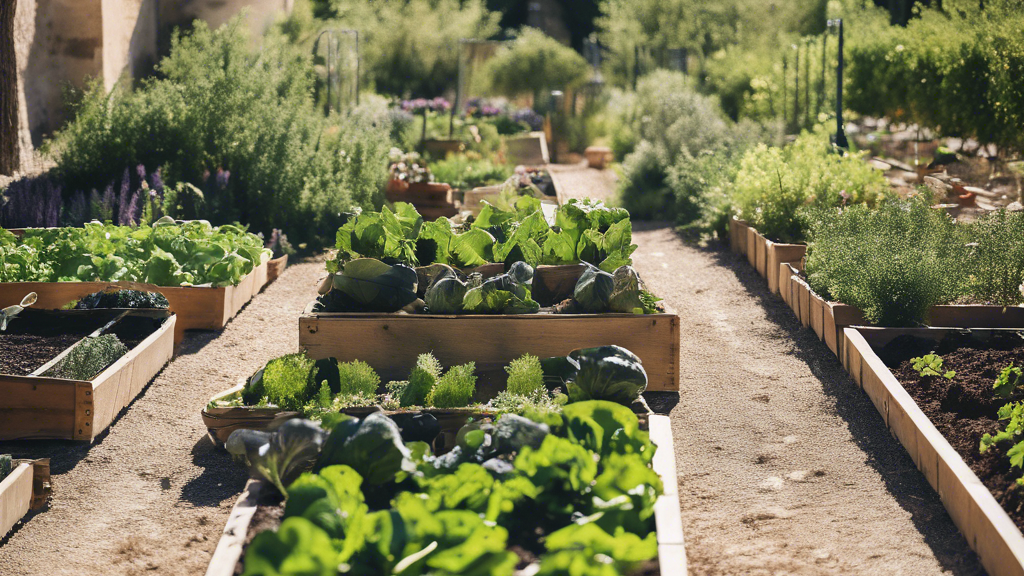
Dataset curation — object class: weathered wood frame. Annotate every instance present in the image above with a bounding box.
[0,258,274,344]
[0,459,51,538]
[780,262,1024,360]
[845,327,1024,576]
[0,310,175,441]
[205,414,687,576]
[298,303,681,392]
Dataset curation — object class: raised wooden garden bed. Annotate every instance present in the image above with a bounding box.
[0,259,267,344]
[844,327,1024,576]
[204,414,686,576]
[299,305,680,392]
[0,309,175,441]
[779,262,1024,361]
[265,254,288,285]
[0,459,51,538]
[730,218,806,295]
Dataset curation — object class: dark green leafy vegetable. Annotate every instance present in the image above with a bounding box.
[325,258,419,313]
[226,419,328,496]
[73,289,169,310]
[401,353,442,407]
[544,346,648,405]
[423,265,468,314]
[316,412,413,485]
[463,264,539,314]
[573,265,614,313]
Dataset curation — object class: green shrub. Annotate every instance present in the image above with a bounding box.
[337,360,381,397]
[484,28,590,105]
[804,197,964,326]
[45,19,393,247]
[617,141,672,220]
[427,362,477,408]
[731,126,888,242]
[428,155,512,191]
[43,334,128,381]
[285,0,500,98]
[505,354,544,396]
[959,210,1024,306]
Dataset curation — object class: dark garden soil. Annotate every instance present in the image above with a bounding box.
[0,311,114,375]
[882,332,1024,531]
[106,314,167,351]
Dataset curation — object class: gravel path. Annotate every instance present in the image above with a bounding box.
[632,225,983,575]
[0,166,989,574]
[0,260,325,576]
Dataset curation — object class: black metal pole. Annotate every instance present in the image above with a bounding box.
[835,19,848,149]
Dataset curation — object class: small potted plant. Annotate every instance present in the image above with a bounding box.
[386,149,450,197]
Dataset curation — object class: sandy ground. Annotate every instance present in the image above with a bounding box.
[0,165,988,574]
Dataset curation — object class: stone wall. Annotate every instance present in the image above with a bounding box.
[9,0,290,174]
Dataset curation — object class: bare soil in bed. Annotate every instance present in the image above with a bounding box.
[883,333,1024,530]
[0,312,113,375]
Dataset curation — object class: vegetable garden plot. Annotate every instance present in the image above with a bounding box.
[0,458,50,538]
[778,262,1024,361]
[0,223,274,343]
[844,327,1024,576]
[0,309,175,441]
[204,410,685,576]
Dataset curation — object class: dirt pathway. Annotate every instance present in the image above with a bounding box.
[0,260,326,576]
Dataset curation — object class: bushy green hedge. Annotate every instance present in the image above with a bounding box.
[846,3,1024,153]
[731,126,889,243]
[45,19,393,247]
[806,198,1024,326]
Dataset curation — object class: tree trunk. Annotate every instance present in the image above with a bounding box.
[0,0,18,175]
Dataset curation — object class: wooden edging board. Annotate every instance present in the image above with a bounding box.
[730,220,806,296]
[0,459,51,538]
[205,414,686,576]
[0,311,176,441]
[844,327,1024,576]
[298,303,681,392]
[0,259,268,345]
[778,263,1024,361]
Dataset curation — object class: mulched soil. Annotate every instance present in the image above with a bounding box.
[883,332,1024,530]
[0,312,113,375]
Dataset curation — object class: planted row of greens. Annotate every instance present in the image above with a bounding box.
[315,199,662,315]
[329,198,636,273]
[0,219,270,287]
[211,345,650,417]
[228,401,662,575]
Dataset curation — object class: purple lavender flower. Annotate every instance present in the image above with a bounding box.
[216,168,231,189]
[116,168,132,225]
[512,108,544,131]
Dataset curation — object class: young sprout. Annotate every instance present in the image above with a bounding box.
[0,292,37,331]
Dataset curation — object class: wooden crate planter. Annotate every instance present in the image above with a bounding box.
[204,414,687,576]
[0,310,175,441]
[844,327,1024,576]
[265,255,288,285]
[0,459,51,538]
[729,217,749,255]
[299,305,680,393]
[778,264,1024,360]
[0,260,267,344]
[766,242,805,295]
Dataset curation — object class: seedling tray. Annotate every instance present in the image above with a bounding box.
[0,459,51,538]
[203,414,686,576]
[844,327,1024,576]
[0,259,269,344]
[0,309,175,441]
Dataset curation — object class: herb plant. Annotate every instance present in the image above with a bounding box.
[336,360,381,398]
[401,354,442,407]
[995,364,1023,399]
[980,401,1024,485]
[427,363,478,408]
[505,354,544,396]
[43,334,129,381]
